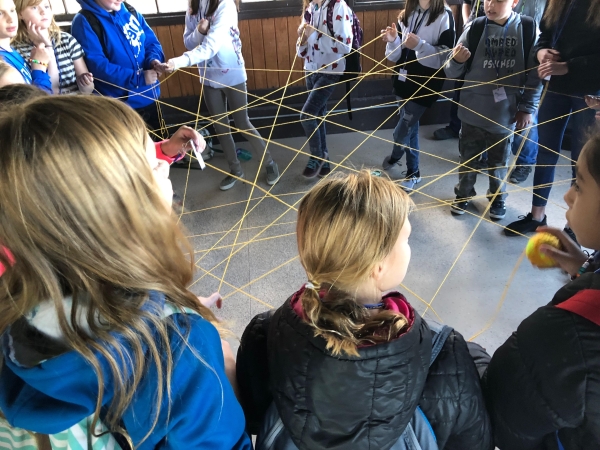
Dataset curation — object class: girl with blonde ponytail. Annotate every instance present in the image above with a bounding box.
[0,95,251,449]
[237,171,492,450]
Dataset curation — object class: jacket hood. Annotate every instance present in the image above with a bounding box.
[268,295,432,450]
[0,291,165,435]
[77,0,123,18]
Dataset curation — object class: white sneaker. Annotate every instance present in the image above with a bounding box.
[400,170,421,191]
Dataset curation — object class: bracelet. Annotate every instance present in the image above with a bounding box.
[29,59,48,67]
[571,256,594,280]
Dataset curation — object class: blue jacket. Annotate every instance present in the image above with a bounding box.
[0,48,52,94]
[71,0,164,109]
[0,292,252,449]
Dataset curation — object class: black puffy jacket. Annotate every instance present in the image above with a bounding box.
[484,272,600,450]
[237,295,493,450]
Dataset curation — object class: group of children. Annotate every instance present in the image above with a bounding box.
[0,85,599,449]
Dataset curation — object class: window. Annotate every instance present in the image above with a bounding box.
[50,0,190,15]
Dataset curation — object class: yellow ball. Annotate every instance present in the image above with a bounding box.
[526,232,560,268]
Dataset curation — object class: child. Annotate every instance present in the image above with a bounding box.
[236,171,493,449]
[381,0,455,190]
[296,0,353,178]
[71,0,165,134]
[483,130,600,449]
[0,95,251,449]
[14,0,94,95]
[0,0,50,93]
[161,0,281,190]
[0,60,24,86]
[445,0,542,220]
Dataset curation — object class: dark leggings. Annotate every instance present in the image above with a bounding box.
[532,91,596,207]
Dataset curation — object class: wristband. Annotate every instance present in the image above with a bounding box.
[29,59,48,67]
[571,256,594,280]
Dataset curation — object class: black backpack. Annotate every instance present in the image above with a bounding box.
[464,15,536,72]
[78,2,138,56]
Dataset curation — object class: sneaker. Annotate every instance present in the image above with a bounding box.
[433,126,459,141]
[509,166,532,184]
[265,162,280,186]
[489,199,506,220]
[400,170,421,191]
[382,155,403,180]
[451,196,470,215]
[564,226,580,247]
[318,160,331,178]
[219,171,244,191]
[303,157,325,179]
[504,213,547,236]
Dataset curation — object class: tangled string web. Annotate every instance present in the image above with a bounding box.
[95,29,586,351]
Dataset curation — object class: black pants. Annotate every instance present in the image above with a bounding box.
[135,103,167,142]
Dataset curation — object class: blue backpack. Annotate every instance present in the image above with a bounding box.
[256,323,454,450]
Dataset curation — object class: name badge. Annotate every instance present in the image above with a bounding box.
[397,69,408,82]
[493,87,508,103]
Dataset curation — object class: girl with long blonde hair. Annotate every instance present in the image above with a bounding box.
[13,0,94,94]
[237,171,492,449]
[0,95,251,449]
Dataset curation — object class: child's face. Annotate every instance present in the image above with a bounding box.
[0,65,25,86]
[564,145,600,250]
[95,0,123,12]
[484,0,518,23]
[0,0,18,40]
[375,218,412,292]
[145,135,173,209]
[19,0,52,31]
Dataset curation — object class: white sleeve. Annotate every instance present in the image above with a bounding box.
[386,35,403,63]
[183,11,205,50]
[413,10,455,70]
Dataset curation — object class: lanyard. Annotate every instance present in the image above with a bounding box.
[552,0,576,48]
[485,16,511,80]
[410,8,429,35]
[0,48,32,84]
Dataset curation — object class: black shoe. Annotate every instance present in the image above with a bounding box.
[489,199,506,220]
[303,157,325,179]
[504,213,547,236]
[564,226,580,247]
[433,126,459,141]
[509,166,532,184]
[318,154,331,178]
[451,196,470,215]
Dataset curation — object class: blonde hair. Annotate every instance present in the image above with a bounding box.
[0,95,223,446]
[543,0,600,28]
[14,0,61,44]
[296,171,413,357]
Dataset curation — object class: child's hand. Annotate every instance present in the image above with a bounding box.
[585,95,600,110]
[452,44,471,64]
[538,60,568,79]
[30,44,51,71]
[27,21,52,47]
[537,48,560,64]
[76,72,94,94]
[403,32,421,50]
[381,23,398,43]
[198,292,223,309]
[514,111,532,130]
[144,69,159,85]
[150,60,164,75]
[162,126,206,158]
[537,226,588,276]
[197,18,210,35]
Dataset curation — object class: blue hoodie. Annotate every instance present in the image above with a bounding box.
[0,292,252,449]
[0,48,52,94]
[71,0,164,109]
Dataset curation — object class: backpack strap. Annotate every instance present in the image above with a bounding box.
[78,2,138,57]
[428,323,453,367]
[326,0,336,38]
[465,16,486,73]
[556,289,600,326]
[520,15,535,70]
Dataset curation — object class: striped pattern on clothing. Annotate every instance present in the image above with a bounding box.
[0,418,37,450]
[14,32,84,95]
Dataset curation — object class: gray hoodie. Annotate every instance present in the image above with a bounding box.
[445,12,542,134]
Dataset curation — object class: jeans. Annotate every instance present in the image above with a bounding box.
[390,100,428,173]
[135,104,165,142]
[532,91,596,207]
[512,112,538,166]
[301,72,340,158]
[456,123,514,201]
[204,82,270,175]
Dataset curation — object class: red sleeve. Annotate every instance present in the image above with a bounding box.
[156,141,176,164]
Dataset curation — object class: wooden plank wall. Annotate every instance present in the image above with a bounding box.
[151,8,399,99]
